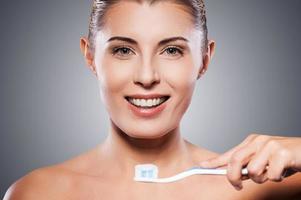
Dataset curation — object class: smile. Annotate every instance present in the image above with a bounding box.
[124,94,170,117]
[125,97,170,108]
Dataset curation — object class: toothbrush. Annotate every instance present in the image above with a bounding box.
[134,164,249,183]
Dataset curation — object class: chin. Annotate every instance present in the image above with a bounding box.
[127,131,166,139]
[122,122,177,140]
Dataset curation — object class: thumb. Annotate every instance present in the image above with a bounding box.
[199,138,251,168]
[199,153,231,168]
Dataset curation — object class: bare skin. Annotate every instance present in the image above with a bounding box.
[5,139,301,200]
[4,1,301,199]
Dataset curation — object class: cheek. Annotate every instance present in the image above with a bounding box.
[95,56,135,112]
[97,58,133,94]
[159,58,198,117]
[160,57,198,92]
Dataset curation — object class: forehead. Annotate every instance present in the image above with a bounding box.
[99,1,198,44]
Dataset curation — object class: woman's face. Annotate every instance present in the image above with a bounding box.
[86,1,210,139]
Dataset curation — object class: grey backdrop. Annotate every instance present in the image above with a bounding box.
[1,0,301,197]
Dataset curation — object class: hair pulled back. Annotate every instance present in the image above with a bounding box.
[88,0,208,53]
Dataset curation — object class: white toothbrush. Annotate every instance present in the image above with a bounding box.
[134,164,249,183]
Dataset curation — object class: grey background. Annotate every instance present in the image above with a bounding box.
[1,0,300,197]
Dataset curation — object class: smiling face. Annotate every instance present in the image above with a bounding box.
[81,1,213,139]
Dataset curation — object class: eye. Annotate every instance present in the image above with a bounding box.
[112,46,135,57]
[161,46,184,57]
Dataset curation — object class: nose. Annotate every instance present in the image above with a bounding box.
[133,59,160,88]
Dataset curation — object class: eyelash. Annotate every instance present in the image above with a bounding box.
[112,46,134,57]
[163,46,184,56]
[111,46,184,57]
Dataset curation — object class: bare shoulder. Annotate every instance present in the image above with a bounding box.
[3,146,103,200]
[184,139,220,162]
[3,165,75,200]
[3,148,100,200]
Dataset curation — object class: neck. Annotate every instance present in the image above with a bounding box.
[99,119,195,178]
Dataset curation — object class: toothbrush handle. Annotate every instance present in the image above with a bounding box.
[241,167,296,178]
[241,168,248,175]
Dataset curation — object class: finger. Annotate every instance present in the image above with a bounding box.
[239,135,281,183]
[251,172,268,184]
[267,150,291,182]
[267,157,286,182]
[227,144,255,190]
[199,154,229,168]
[249,139,292,182]
[246,141,270,183]
[200,134,257,168]
[247,161,269,184]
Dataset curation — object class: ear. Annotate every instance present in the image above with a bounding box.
[197,40,216,79]
[80,37,98,77]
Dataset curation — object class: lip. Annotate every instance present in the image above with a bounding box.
[124,94,170,118]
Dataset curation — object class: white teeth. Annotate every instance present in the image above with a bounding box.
[128,97,168,107]
[146,99,152,107]
[141,99,147,106]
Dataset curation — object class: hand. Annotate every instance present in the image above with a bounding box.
[199,133,301,190]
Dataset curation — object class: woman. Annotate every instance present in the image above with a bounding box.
[4,0,301,199]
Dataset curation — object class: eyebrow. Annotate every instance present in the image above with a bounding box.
[107,36,189,46]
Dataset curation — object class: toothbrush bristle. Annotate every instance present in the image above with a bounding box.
[135,164,158,179]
